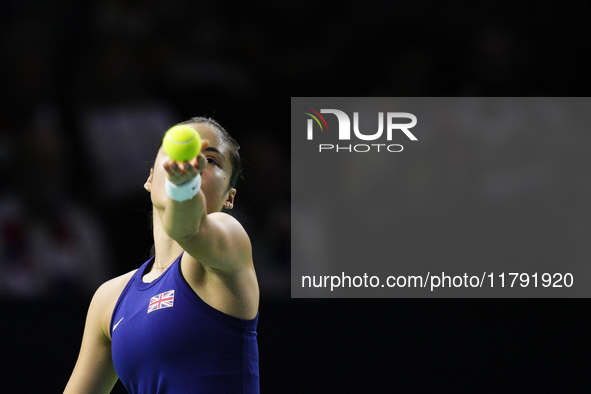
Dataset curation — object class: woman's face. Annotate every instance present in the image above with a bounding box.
[148,123,236,214]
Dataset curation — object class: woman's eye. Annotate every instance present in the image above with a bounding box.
[207,157,217,166]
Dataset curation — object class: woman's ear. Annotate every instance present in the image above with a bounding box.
[144,168,153,192]
[223,188,236,209]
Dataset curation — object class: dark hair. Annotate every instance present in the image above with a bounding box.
[179,116,242,190]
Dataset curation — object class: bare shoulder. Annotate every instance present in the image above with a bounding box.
[180,211,253,273]
[95,270,137,299]
[90,270,137,341]
[181,213,258,320]
[63,271,137,394]
[208,212,250,241]
[205,212,252,263]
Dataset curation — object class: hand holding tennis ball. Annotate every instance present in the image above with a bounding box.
[162,125,202,162]
[162,125,208,187]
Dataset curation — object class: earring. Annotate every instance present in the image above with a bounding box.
[144,169,153,192]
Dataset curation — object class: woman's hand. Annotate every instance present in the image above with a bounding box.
[163,140,209,186]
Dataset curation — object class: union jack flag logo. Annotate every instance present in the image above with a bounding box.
[148,290,175,313]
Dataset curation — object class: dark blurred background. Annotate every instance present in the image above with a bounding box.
[1,0,589,392]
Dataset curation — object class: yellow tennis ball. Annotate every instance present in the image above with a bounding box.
[162,125,202,162]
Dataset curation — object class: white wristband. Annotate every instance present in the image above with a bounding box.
[165,174,201,202]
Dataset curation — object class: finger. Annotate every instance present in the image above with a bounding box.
[197,154,206,171]
[192,153,204,172]
[164,161,182,179]
[169,162,181,177]
[163,159,176,169]
[181,161,193,173]
[186,158,198,172]
[185,164,198,177]
[200,140,209,152]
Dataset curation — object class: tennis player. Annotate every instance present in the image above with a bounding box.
[64,117,259,394]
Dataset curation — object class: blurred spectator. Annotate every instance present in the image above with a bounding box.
[0,107,111,299]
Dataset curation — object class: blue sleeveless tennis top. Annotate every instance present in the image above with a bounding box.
[110,253,259,394]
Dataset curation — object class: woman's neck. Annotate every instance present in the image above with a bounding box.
[152,207,184,269]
